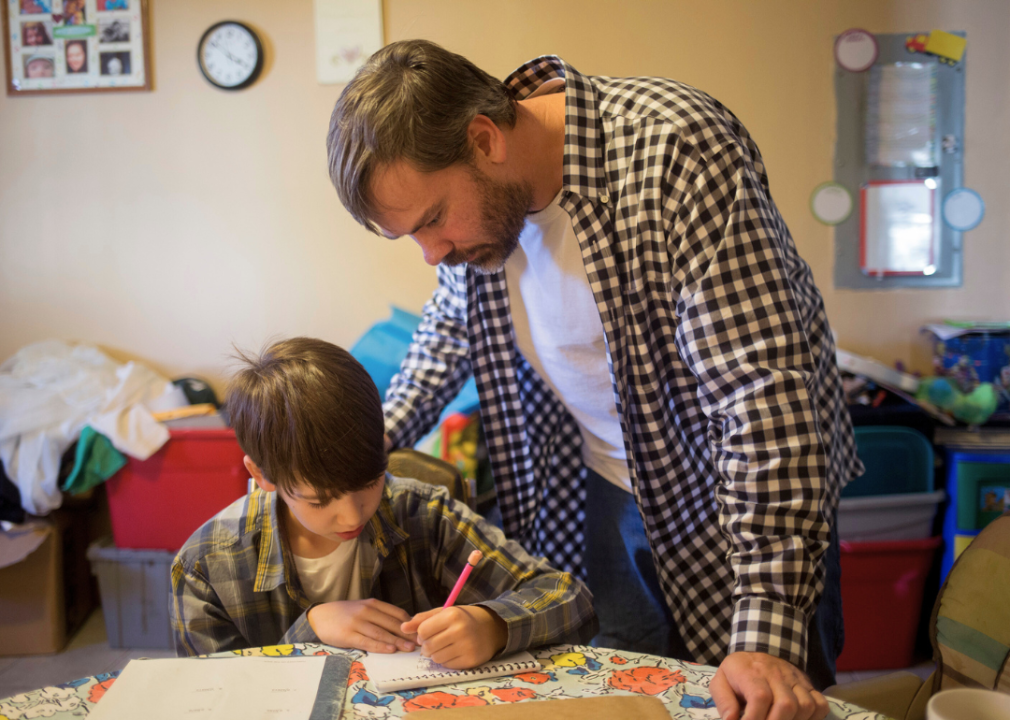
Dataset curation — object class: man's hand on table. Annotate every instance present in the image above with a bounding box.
[710,651,829,720]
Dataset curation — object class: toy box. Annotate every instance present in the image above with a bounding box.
[104,427,248,551]
[837,537,942,670]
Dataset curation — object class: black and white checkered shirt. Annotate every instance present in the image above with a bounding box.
[384,55,862,669]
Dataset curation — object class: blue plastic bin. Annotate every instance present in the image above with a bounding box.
[838,427,943,542]
[842,426,934,497]
[941,449,1010,580]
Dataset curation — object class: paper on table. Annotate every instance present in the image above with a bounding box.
[362,648,540,693]
[87,657,327,720]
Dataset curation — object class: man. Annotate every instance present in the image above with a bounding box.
[327,40,861,720]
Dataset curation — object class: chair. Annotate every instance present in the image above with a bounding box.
[825,511,1010,719]
[387,448,473,509]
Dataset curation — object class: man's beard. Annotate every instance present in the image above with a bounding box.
[442,165,533,275]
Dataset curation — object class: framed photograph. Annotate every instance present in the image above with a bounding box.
[3,0,151,95]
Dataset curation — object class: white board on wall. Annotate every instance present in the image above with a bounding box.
[314,0,383,85]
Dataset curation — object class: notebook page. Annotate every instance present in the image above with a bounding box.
[361,649,540,693]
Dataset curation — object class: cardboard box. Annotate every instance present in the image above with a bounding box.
[0,522,65,655]
[0,500,101,656]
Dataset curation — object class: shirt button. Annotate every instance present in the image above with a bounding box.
[600,194,610,204]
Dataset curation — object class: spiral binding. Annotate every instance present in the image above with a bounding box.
[398,660,538,682]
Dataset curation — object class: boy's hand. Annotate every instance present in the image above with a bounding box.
[308,599,417,654]
[401,606,508,669]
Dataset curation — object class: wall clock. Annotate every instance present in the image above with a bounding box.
[197,21,264,90]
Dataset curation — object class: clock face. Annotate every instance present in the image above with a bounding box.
[198,21,263,90]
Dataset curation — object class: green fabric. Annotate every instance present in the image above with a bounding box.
[936,615,1010,672]
[62,426,126,495]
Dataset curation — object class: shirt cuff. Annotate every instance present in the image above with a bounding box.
[474,600,531,658]
[729,597,809,670]
[280,608,322,645]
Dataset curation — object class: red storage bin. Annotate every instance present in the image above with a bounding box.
[836,536,941,671]
[105,428,248,551]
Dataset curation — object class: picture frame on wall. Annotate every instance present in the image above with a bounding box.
[3,0,151,95]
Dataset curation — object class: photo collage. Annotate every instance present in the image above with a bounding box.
[6,0,148,93]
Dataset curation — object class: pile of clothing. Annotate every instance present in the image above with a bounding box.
[0,340,183,518]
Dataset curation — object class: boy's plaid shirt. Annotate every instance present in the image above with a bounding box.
[383,56,863,669]
[170,475,597,657]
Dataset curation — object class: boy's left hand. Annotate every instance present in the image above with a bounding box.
[401,606,508,669]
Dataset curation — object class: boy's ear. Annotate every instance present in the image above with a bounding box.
[244,456,276,493]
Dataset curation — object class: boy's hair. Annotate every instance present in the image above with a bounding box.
[226,337,387,499]
[326,39,518,235]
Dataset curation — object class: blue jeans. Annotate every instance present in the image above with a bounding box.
[583,469,843,690]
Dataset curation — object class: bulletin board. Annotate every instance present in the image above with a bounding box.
[832,32,966,289]
[3,0,151,95]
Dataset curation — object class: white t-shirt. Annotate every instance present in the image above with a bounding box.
[292,538,364,605]
[504,193,632,492]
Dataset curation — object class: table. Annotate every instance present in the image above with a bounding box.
[0,643,888,719]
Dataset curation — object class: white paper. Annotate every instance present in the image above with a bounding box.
[313,0,383,85]
[861,180,938,276]
[87,657,327,720]
[866,63,937,167]
[361,648,540,693]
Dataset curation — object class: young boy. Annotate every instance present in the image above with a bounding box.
[170,337,597,668]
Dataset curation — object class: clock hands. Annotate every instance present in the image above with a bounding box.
[208,39,250,71]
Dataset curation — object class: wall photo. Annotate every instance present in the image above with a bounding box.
[3,0,151,94]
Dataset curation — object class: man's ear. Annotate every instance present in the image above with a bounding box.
[244,456,276,493]
[467,114,507,166]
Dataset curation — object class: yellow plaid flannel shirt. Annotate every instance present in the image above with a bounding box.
[170,474,597,656]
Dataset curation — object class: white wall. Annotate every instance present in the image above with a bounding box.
[1,0,1007,393]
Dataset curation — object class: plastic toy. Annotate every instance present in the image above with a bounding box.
[905,30,966,65]
[917,377,998,426]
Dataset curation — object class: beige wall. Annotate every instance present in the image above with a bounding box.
[1,0,1007,394]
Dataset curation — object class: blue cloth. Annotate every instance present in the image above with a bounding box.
[582,468,842,689]
[351,307,479,421]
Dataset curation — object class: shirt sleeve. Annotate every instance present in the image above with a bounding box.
[170,556,320,656]
[669,140,831,669]
[383,263,473,449]
[421,485,599,655]
[170,557,250,656]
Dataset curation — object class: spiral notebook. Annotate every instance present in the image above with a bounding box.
[361,649,541,693]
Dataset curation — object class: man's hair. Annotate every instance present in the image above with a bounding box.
[326,39,518,234]
[226,337,387,499]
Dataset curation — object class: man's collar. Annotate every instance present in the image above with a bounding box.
[504,55,608,203]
